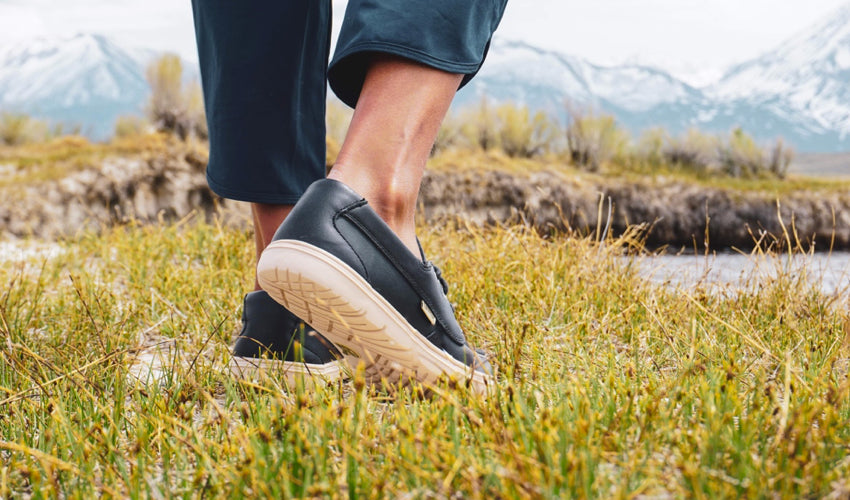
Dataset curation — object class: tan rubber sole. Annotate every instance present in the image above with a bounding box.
[229,355,346,386]
[257,239,491,394]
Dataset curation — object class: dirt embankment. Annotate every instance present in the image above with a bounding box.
[2,148,849,251]
[420,169,850,251]
[0,146,247,239]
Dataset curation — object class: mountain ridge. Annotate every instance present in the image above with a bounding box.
[456,13,850,152]
[0,33,189,138]
[2,8,850,153]
[709,2,850,142]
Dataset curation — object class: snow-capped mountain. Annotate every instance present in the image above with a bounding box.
[711,2,850,144]
[458,40,704,114]
[457,2,850,152]
[454,39,713,137]
[4,3,850,152]
[0,34,161,138]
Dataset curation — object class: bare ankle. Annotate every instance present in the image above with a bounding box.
[327,170,421,256]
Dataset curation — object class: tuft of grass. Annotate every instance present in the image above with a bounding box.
[0,218,848,497]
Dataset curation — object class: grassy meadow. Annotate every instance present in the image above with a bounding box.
[2,53,850,496]
[1,213,849,498]
[1,111,849,497]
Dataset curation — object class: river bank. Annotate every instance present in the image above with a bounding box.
[2,140,849,251]
[420,168,850,251]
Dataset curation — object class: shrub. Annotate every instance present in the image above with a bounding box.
[325,99,352,145]
[565,105,628,171]
[114,115,149,139]
[719,127,765,178]
[432,98,793,182]
[145,54,206,140]
[458,97,501,152]
[442,100,560,158]
[324,98,353,167]
[0,112,49,146]
[663,128,720,175]
[767,138,794,179]
[636,127,668,166]
[184,80,208,140]
[662,128,794,179]
[496,104,559,158]
[432,112,463,156]
[47,122,84,140]
[715,127,794,179]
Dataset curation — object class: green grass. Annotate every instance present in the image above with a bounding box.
[1,217,849,498]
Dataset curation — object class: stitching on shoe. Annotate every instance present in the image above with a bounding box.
[339,207,462,343]
[332,200,370,282]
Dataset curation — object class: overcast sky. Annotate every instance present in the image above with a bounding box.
[0,0,848,85]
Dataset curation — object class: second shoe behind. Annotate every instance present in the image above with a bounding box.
[230,290,346,384]
[257,178,492,393]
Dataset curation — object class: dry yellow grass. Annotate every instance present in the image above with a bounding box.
[0,216,848,498]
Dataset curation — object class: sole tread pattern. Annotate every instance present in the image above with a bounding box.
[258,240,491,394]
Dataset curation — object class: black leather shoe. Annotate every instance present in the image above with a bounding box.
[257,179,492,393]
[229,290,346,383]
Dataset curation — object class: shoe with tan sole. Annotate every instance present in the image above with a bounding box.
[257,179,492,394]
[229,290,347,385]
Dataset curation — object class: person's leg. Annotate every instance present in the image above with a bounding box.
[326,0,507,255]
[257,1,508,393]
[192,0,344,381]
[328,56,462,256]
[192,0,329,206]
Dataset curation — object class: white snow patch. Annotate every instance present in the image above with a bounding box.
[836,46,850,69]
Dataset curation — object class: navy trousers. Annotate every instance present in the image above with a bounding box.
[192,0,508,204]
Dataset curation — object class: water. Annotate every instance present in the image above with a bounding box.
[631,251,850,297]
[2,240,848,297]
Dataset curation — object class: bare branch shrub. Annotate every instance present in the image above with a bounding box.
[565,105,628,171]
[145,54,206,140]
[663,128,720,174]
[496,104,559,158]
[0,112,49,146]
